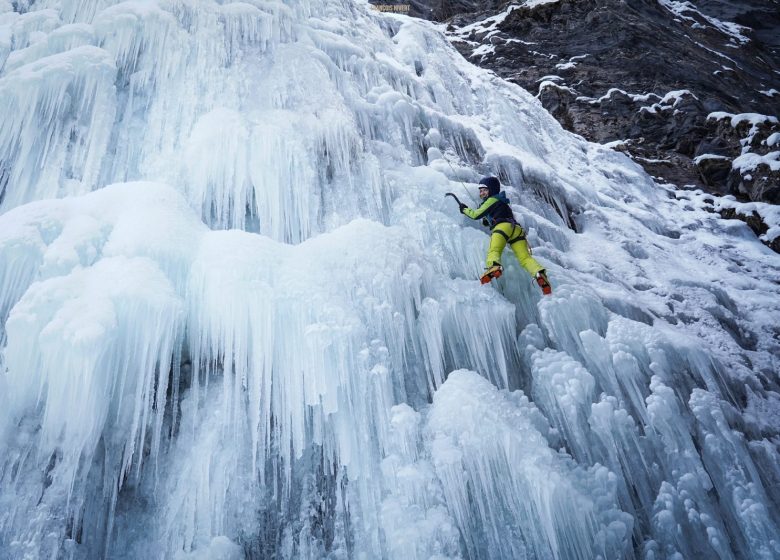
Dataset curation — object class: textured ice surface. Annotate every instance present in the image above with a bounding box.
[0,0,779,559]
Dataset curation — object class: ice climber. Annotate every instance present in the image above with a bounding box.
[456,176,552,294]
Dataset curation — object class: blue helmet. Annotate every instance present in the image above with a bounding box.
[479,176,501,196]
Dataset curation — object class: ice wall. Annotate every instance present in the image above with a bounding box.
[0,0,779,559]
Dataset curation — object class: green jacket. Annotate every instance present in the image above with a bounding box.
[463,192,514,228]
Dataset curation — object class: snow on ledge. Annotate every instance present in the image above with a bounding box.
[707,112,780,128]
[679,189,780,244]
[723,197,778,243]
[707,112,779,153]
[453,4,521,36]
[471,43,496,57]
[732,151,780,173]
[657,0,750,44]
[537,80,577,97]
[554,53,587,71]
[639,89,698,114]
[602,139,628,149]
[453,0,559,38]
[555,61,576,70]
[585,87,658,105]
[693,153,729,165]
[524,0,559,7]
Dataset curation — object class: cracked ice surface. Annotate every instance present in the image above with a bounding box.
[0,0,779,558]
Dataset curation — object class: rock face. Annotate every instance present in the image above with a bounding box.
[411,0,780,204]
[409,0,506,20]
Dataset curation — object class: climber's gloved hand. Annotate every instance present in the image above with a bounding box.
[459,203,467,214]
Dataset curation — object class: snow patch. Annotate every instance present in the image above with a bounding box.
[693,153,729,165]
[680,189,780,243]
[525,0,560,7]
[470,43,495,57]
[589,88,659,104]
[555,61,576,70]
[452,4,521,37]
[707,112,780,154]
[602,139,628,149]
[639,89,698,114]
[708,112,780,128]
[657,0,750,44]
[537,80,577,97]
[732,151,780,173]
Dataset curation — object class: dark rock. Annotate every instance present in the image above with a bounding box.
[412,0,780,206]
[408,0,506,20]
[728,167,780,204]
[697,156,732,189]
[719,207,769,239]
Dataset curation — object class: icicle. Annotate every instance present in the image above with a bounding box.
[589,395,659,539]
[90,0,192,107]
[643,377,734,559]
[4,23,95,72]
[644,477,735,560]
[689,390,780,559]
[177,217,430,551]
[5,9,61,52]
[54,0,117,25]
[435,285,519,390]
[427,370,632,560]
[151,386,257,558]
[217,2,273,64]
[380,404,462,559]
[0,45,116,210]
[580,328,651,426]
[184,108,252,230]
[2,256,184,556]
[530,347,596,462]
[417,298,446,393]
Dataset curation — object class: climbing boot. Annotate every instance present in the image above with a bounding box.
[535,270,552,295]
[480,264,503,284]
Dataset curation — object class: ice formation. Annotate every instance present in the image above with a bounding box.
[0,0,779,558]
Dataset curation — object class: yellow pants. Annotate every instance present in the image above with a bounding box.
[487,223,544,277]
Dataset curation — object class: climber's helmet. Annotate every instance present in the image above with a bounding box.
[478,176,501,198]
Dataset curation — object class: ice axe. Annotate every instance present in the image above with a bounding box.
[446,191,492,229]
[445,192,469,214]
[444,192,464,206]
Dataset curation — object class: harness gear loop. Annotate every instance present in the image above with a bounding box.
[508,232,526,244]
[493,228,510,241]
[492,223,525,245]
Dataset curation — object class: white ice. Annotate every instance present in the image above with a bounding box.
[0,0,779,559]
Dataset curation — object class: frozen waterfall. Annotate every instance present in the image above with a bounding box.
[0,0,779,558]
